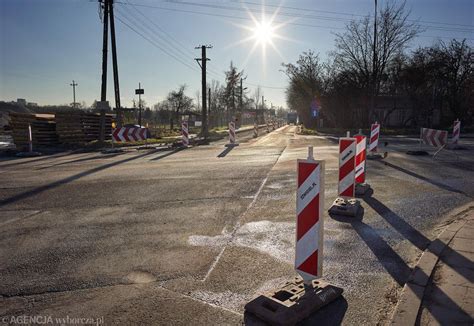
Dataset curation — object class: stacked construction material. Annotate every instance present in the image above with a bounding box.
[9,113,58,150]
[56,111,112,144]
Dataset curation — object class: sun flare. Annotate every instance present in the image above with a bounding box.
[253,20,275,45]
[226,2,293,70]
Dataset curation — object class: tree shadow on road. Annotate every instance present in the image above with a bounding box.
[376,160,468,196]
[0,148,180,208]
[330,208,411,286]
[363,190,473,283]
[37,152,126,170]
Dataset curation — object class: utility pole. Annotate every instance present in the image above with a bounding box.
[135,83,144,126]
[100,0,108,103]
[109,0,122,126]
[370,0,378,122]
[208,87,211,129]
[195,45,212,140]
[70,80,78,108]
[261,95,265,124]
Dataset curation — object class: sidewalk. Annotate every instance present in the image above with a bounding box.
[391,204,474,325]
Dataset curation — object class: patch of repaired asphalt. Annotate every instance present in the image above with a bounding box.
[188,220,295,264]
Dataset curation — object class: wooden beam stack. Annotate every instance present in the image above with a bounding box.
[55,111,113,144]
[9,113,58,150]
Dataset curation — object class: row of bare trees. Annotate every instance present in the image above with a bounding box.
[284,1,473,129]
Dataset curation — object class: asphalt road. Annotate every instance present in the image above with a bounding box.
[1,125,473,325]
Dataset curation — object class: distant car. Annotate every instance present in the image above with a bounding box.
[124,124,146,129]
[287,112,297,124]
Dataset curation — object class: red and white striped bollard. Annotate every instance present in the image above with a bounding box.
[328,137,361,216]
[181,121,189,147]
[296,146,324,282]
[452,119,460,145]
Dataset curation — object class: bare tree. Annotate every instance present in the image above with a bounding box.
[333,0,420,122]
[166,85,193,130]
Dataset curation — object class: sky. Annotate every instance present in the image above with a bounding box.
[0,0,473,109]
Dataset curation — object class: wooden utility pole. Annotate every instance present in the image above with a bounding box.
[109,0,122,126]
[136,83,144,126]
[370,0,378,122]
[100,0,108,102]
[195,45,212,140]
[70,80,78,108]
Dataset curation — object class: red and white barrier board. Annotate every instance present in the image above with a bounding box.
[296,158,324,281]
[354,135,366,184]
[338,138,356,198]
[112,127,147,142]
[452,120,460,144]
[229,121,236,144]
[369,122,380,152]
[181,121,189,147]
[422,128,448,147]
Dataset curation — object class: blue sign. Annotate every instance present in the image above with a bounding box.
[310,97,320,118]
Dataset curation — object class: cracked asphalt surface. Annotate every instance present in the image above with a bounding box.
[1,125,473,325]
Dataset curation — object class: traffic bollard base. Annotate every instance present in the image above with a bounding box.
[244,276,343,326]
[16,151,42,157]
[328,197,361,217]
[101,148,124,154]
[355,183,371,196]
[366,152,384,160]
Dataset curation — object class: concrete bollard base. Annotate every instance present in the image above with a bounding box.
[101,148,124,154]
[328,197,361,217]
[16,151,42,157]
[366,152,384,160]
[244,276,343,326]
[355,183,371,196]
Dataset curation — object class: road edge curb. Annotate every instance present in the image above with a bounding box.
[390,201,474,326]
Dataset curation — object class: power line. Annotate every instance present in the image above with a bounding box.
[116,5,195,67]
[153,0,474,33]
[123,0,197,60]
[117,1,474,38]
[236,0,474,29]
[113,11,199,72]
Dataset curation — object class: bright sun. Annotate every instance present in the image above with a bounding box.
[227,3,291,68]
[253,20,275,45]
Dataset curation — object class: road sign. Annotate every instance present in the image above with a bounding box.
[310,98,320,118]
[296,153,324,282]
[112,127,147,142]
[421,128,448,147]
[135,89,144,95]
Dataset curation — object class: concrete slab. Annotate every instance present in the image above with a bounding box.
[450,238,474,253]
